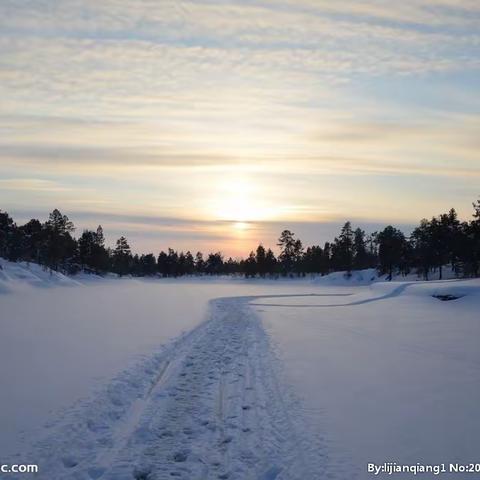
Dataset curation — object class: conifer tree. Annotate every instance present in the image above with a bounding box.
[376,226,407,280]
[277,230,302,275]
[44,209,76,271]
[194,251,205,274]
[205,252,224,275]
[255,244,267,277]
[157,251,168,277]
[353,228,369,270]
[265,248,277,276]
[113,236,132,276]
[244,251,257,278]
[0,210,15,259]
[331,222,354,275]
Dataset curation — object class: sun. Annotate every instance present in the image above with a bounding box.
[233,221,249,231]
[215,177,258,223]
[205,175,278,228]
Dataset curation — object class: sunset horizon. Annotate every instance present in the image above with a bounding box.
[1,3,480,479]
[1,1,479,256]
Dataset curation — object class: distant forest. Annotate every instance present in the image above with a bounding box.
[1,199,480,280]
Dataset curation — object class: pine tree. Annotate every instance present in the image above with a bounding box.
[376,226,407,280]
[255,244,267,277]
[411,219,433,280]
[244,251,257,278]
[464,199,480,277]
[353,228,368,270]
[157,251,168,277]
[92,226,109,273]
[439,208,462,276]
[44,209,76,271]
[167,248,179,277]
[265,248,277,276]
[184,251,195,275]
[178,252,187,276]
[293,239,304,275]
[225,257,241,275]
[331,222,354,275]
[303,246,323,274]
[205,252,224,275]
[113,236,132,276]
[78,230,97,270]
[78,225,109,274]
[194,251,205,274]
[18,219,43,264]
[277,230,302,275]
[0,210,20,261]
[46,209,74,234]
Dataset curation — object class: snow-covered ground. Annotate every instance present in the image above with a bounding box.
[1,260,479,479]
[255,280,480,479]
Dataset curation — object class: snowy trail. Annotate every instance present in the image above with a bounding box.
[250,283,413,307]
[24,295,337,480]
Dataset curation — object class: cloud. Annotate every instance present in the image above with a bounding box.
[0,143,236,168]
[0,0,479,252]
[1,111,479,180]
[0,178,71,192]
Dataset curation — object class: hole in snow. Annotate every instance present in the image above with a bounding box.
[62,457,78,468]
[432,294,464,301]
[173,451,188,462]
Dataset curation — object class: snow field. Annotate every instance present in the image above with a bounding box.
[1,259,479,479]
[255,280,480,479]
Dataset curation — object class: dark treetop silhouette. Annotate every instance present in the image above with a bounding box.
[1,199,479,280]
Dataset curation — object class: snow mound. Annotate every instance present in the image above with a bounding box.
[313,268,378,286]
[0,258,81,292]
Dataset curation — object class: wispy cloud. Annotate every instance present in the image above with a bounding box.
[0,178,71,192]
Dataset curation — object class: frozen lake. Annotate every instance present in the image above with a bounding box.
[1,265,479,478]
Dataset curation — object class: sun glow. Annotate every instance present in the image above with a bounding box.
[234,221,249,231]
[212,177,273,223]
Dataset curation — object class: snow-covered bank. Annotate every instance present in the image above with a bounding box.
[0,258,467,295]
[0,259,81,293]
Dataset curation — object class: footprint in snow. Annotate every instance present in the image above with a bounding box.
[62,456,78,468]
[173,451,189,462]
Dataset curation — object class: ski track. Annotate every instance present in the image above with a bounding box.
[16,295,350,480]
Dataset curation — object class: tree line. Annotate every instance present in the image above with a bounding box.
[0,199,479,280]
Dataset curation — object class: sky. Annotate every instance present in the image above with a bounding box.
[0,0,479,256]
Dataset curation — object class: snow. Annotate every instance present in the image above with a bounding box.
[313,268,379,286]
[0,280,207,456]
[255,280,480,479]
[0,260,314,464]
[1,259,479,479]
[0,260,81,293]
